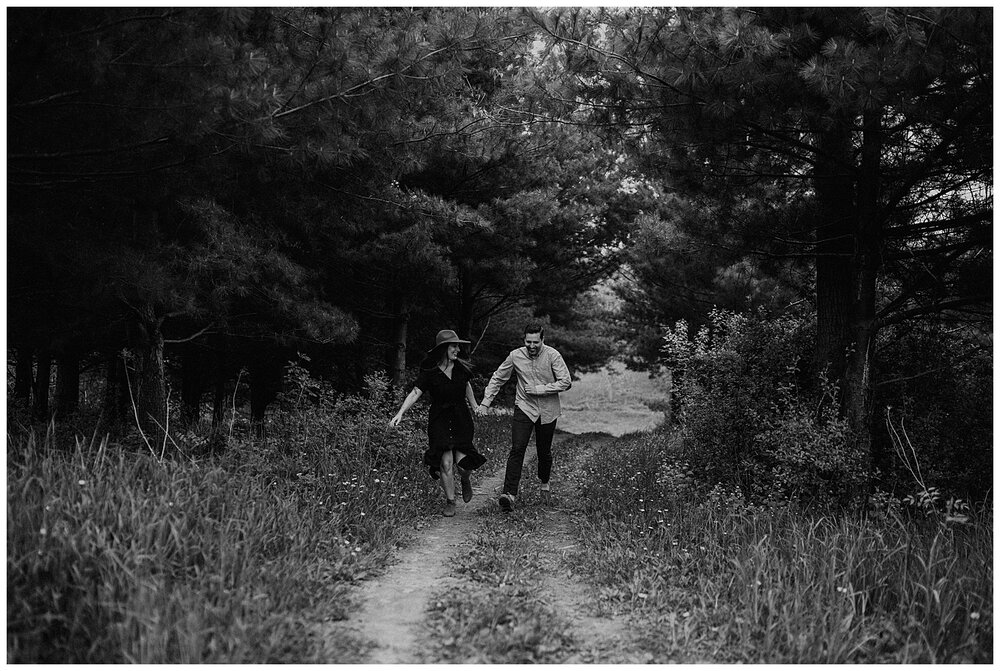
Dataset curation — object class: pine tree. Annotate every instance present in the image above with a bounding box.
[540,7,992,477]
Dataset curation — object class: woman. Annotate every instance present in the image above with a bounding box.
[389,329,487,517]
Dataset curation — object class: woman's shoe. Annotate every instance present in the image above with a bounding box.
[460,472,473,503]
[443,500,456,517]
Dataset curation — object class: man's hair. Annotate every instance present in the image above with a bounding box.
[523,323,544,338]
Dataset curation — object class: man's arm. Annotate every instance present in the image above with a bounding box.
[480,353,515,407]
[532,350,572,395]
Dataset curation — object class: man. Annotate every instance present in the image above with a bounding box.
[477,324,572,511]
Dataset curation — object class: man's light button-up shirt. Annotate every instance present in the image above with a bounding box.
[482,344,572,424]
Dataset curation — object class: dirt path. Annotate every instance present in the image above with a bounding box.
[527,432,650,663]
[328,432,639,664]
[346,467,506,663]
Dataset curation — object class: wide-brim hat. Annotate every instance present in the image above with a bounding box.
[427,329,470,354]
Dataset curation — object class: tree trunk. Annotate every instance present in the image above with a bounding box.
[31,349,52,422]
[14,347,33,406]
[210,335,229,429]
[458,264,475,341]
[55,350,80,414]
[390,299,409,388]
[129,303,168,447]
[842,110,885,484]
[812,123,856,388]
[249,355,283,440]
[812,113,885,493]
[212,373,228,428]
[180,342,204,427]
[98,350,129,437]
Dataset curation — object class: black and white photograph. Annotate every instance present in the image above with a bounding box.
[6,5,992,663]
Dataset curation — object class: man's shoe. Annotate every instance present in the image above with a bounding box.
[443,500,456,517]
[460,472,473,503]
[498,493,515,512]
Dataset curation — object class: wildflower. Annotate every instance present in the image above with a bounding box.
[39,527,47,536]
[971,612,981,620]
[78,480,87,486]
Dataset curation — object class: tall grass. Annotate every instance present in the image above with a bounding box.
[7,373,510,663]
[573,431,993,663]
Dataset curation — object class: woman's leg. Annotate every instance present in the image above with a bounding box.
[454,450,473,502]
[439,449,456,501]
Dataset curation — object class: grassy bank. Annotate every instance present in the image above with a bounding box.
[572,431,993,663]
[7,381,509,663]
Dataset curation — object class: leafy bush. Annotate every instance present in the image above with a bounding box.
[662,308,864,505]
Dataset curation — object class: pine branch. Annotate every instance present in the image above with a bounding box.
[9,90,82,109]
[878,294,992,328]
[163,323,216,344]
[8,136,171,160]
[272,43,458,121]
[879,240,981,317]
[57,10,182,41]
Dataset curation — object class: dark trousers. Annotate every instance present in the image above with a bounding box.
[503,407,557,496]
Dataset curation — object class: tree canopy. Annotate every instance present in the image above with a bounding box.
[534,6,991,467]
[7,7,991,478]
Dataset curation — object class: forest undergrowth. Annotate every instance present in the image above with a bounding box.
[6,373,509,663]
[572,430,993,663]
[7,367,992,663]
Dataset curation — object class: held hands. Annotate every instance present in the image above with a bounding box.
[475,404,489,417]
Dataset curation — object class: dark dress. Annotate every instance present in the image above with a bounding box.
[414,363,487,479]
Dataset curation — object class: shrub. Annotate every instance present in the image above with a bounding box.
[662,308,863,505]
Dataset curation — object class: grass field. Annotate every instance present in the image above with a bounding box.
[559,362,671,436]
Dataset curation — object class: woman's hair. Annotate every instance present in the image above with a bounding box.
[419,343,474,374]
